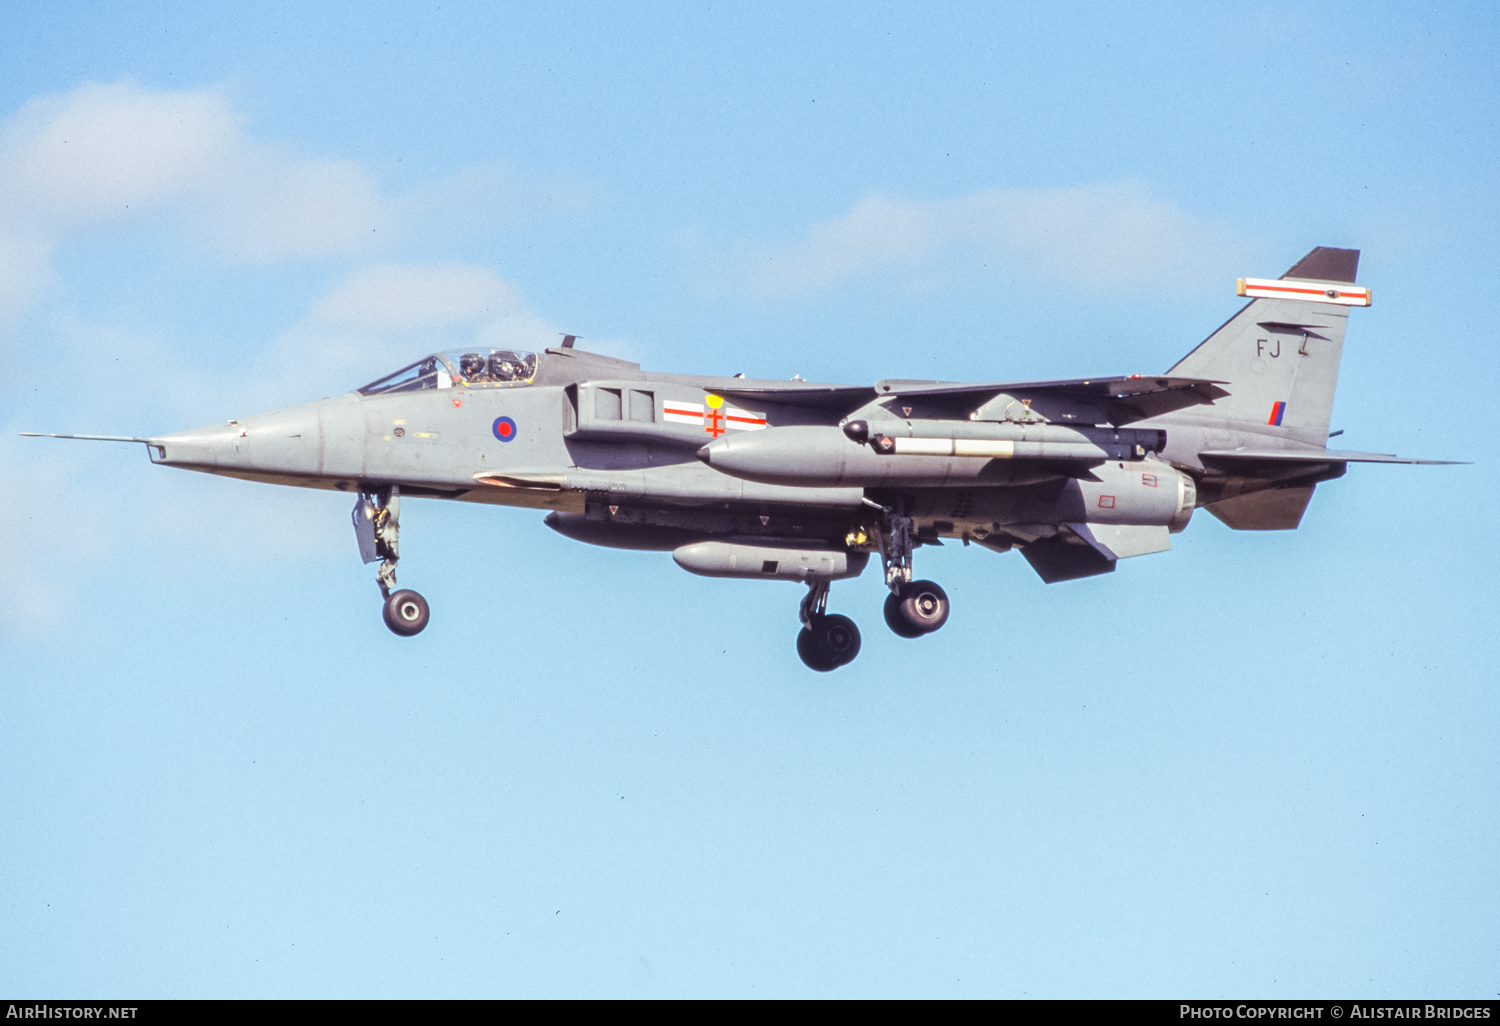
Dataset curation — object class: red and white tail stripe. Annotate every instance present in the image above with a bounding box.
[1237,277,1371,306]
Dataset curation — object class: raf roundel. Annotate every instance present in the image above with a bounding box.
[492,416,517,442]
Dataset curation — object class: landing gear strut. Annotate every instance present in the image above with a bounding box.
[354,486,429,637]
[795,579,861,671]
[872,503,950,639]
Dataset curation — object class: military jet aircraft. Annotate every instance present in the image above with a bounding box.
[25,246,1452,670]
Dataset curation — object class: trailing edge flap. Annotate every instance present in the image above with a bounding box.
[1020,538,1116,584]
[1066,523,1171,560]
[872,375,1229,425]
[1199,447,1461,466]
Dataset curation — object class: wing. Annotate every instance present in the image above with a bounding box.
[871,375,1230,425]
[716,384,878,411]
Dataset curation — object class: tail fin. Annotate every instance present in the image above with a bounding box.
[1168,247,1364,446]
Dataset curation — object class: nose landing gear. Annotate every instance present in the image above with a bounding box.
[796,580,862,671]
[354,486,429,637]
[383,589,430,636]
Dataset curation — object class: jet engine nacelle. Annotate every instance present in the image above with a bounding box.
[1058,460,1197,532]
[672,540,869,581]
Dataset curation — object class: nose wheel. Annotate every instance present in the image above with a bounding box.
[355,486,430,637]
[383,589,430,636]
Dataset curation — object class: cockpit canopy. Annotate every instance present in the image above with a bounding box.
[358,349,540,396]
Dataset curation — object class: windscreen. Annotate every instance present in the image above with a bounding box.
[359,349,539,396]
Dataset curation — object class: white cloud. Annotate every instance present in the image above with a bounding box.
[0,81,597,337]
[260,262,559,405]
[747,182,1245,297]
[0,82,236,222]
[0,80,390,262]
[395,163,596,242]
[0,81,391,333]
[309,263,522,331]
[194,147,387,263]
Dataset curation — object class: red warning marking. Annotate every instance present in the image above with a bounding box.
[452,396,463,408]
[1142,474,1157,488]
[1098,495,1116,509]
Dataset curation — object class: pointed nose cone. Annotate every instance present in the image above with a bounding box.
[151,401,330,476]
[150,421,245,468]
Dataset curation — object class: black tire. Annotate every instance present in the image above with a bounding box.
[798,613,862,670]
[892,579,950,635]
[383,589,430,636]
[815,613,862,666]
[884,591,927,638]
[796,626,841,672]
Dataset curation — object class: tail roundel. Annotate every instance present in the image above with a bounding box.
[1168,247,1363,447]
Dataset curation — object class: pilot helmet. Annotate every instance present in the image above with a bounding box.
[488,351,518,381]
[459,352,485,379]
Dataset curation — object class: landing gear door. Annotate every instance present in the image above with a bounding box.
[352,495,379,564]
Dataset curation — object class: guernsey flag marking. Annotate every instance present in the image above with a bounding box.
[662,395,768,435]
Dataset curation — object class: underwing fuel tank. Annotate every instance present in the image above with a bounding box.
[672,540,869,581]
[697,423,1165,487]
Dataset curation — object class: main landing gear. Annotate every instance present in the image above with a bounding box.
[354,487,430,637]
[877,506,950,640]
[796,580,862,672]
[789,508,951,671]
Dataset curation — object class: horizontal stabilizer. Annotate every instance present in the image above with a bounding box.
[1020,538,1116,583]
[1200,447,1461,466]
[1066,523,1171,560]
[1206,486,1316,531]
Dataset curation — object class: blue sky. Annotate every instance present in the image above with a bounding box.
[2,1,1496,998]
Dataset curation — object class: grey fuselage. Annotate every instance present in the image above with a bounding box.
[145,342,1304,562]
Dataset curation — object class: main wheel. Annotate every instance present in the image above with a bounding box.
[814,613,861,666]
[796,627,840,672]
[887,579,949,636]
[884,591,926,638]
[383,589,430,636]
[796,613,861,671]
